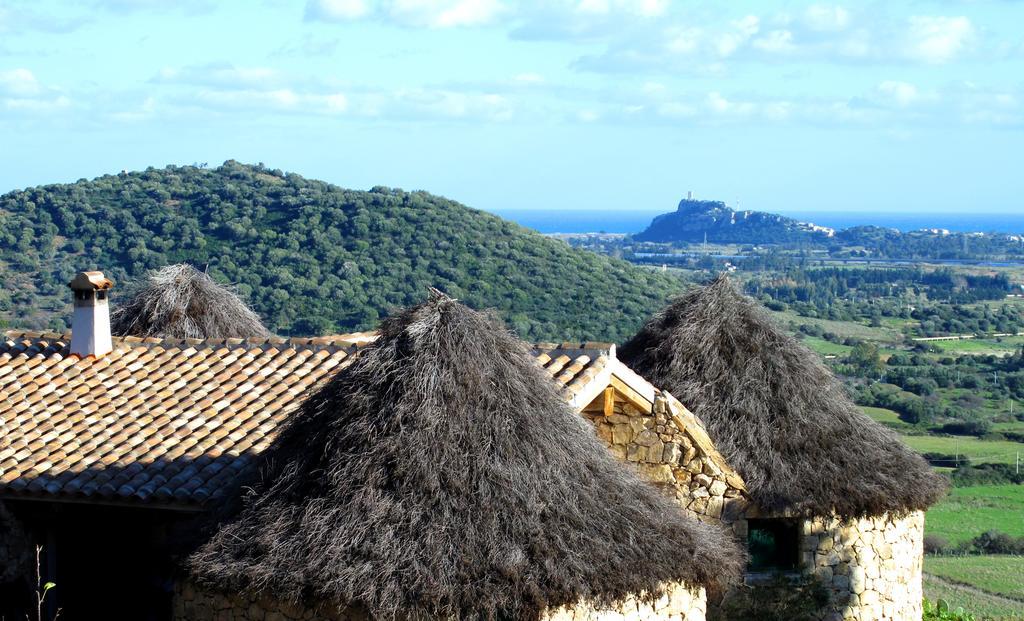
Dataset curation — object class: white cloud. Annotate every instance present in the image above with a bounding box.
[877,80,925,107]
[905,16,974,63]
[306,0,371,20]
[0,68,41,96]
[753,29,795,54]
[575,0,666,17]
[194,88,349,115]
[155,64,283,88]
[0,68,72,116]
[4,94,71,113]
[512,72,544,84]
[305,0,506,28]
[804,5,849,33]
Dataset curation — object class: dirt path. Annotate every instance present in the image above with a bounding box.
[925,572,1024,611]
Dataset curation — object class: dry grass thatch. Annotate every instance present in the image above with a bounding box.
[619,275,947,518]
[110,264,269,339]
[189,291,743,620]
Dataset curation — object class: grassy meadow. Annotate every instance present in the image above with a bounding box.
[927,485,1024,545]
[923,574,1024,619]
[925,555,1024,601]
[901,435,1023,465]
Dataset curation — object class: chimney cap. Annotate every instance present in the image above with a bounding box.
[68,271,114,291]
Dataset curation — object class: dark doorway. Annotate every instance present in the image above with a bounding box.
[4,500,202,621]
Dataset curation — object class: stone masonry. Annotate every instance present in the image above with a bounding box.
[174,581,707,621]
[580,390,926,621]
[799,511,925,621]
[581,392,748,525]
[544,583,706,621]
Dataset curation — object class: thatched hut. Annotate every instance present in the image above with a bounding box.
[619,275,947,621]
[110,264,269,339]
[183,292,743,621]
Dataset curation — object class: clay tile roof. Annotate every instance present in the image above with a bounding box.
[0,331,620,509]
[68,271,114,290]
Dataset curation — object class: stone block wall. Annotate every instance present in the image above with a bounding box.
[801,511,924,621]
[544,583,706,621]
[174,581,366,621]
[175,582,706,621]
[581,394,747,524]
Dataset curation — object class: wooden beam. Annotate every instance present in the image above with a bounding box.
[602,386,615,417]
[608,375,653,413]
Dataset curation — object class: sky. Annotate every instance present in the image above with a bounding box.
[1,0,1022,215]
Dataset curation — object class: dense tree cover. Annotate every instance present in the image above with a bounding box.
[0,161,681,341]
[741,266,1024,337]
[749,267,1014,307]
[833,226,1024,260]
[850,347,1024,428]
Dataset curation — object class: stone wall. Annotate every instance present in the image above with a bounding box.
[581,393,747,525]
[578,390,925,621]
[544,583,706,621]
[175,582,706,621]
[174,581,366,621]
[801,511,925,621]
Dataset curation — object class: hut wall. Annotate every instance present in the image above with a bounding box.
[174,581,366,621]
[175,581,707,621]
[800,511,925,621]
[544,583,706,621]
[581,396,746,524]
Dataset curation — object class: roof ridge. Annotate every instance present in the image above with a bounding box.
[2,330,370,353]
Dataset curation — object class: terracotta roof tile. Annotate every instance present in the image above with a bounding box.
[0,331,614,508]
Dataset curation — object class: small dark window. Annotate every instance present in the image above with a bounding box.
[97,290,107,300]
[747,519,799,572]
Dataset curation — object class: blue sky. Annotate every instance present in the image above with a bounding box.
[1,0,1022,214]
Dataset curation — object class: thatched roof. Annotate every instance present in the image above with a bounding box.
[110,264,269,339]
[619,275,947,518]
[189,292,742,620]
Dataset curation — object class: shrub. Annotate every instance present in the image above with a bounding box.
[923,535,950,555]
[968,530,1024,555]
[936,420,991,437]
[923,598,976,621]
[950,463,1024,487]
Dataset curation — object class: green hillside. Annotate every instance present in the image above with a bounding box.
[0,161,680,341]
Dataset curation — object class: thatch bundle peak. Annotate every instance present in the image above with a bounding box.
[110,264,269,339]
[620,275,947,518]
[189,292,742,620]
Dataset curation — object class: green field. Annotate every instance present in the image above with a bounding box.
[802,336,853,356]
[925,556,1024,601]
[861,406,913,430]
[929,336,1024,356]
[927,485,1024,545]
[901,435,1023,465]
[924,574,1024,619]
[769,309,902,344]
[993,420,1024,434]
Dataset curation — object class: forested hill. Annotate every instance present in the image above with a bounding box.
[0,161,680,341]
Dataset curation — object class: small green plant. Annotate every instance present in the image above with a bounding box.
[32,545,61,621]
[923,598,976,621]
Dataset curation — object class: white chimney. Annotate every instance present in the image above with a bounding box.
[68,271,114,358]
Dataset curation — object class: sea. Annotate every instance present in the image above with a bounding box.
[492,209,1024,236]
